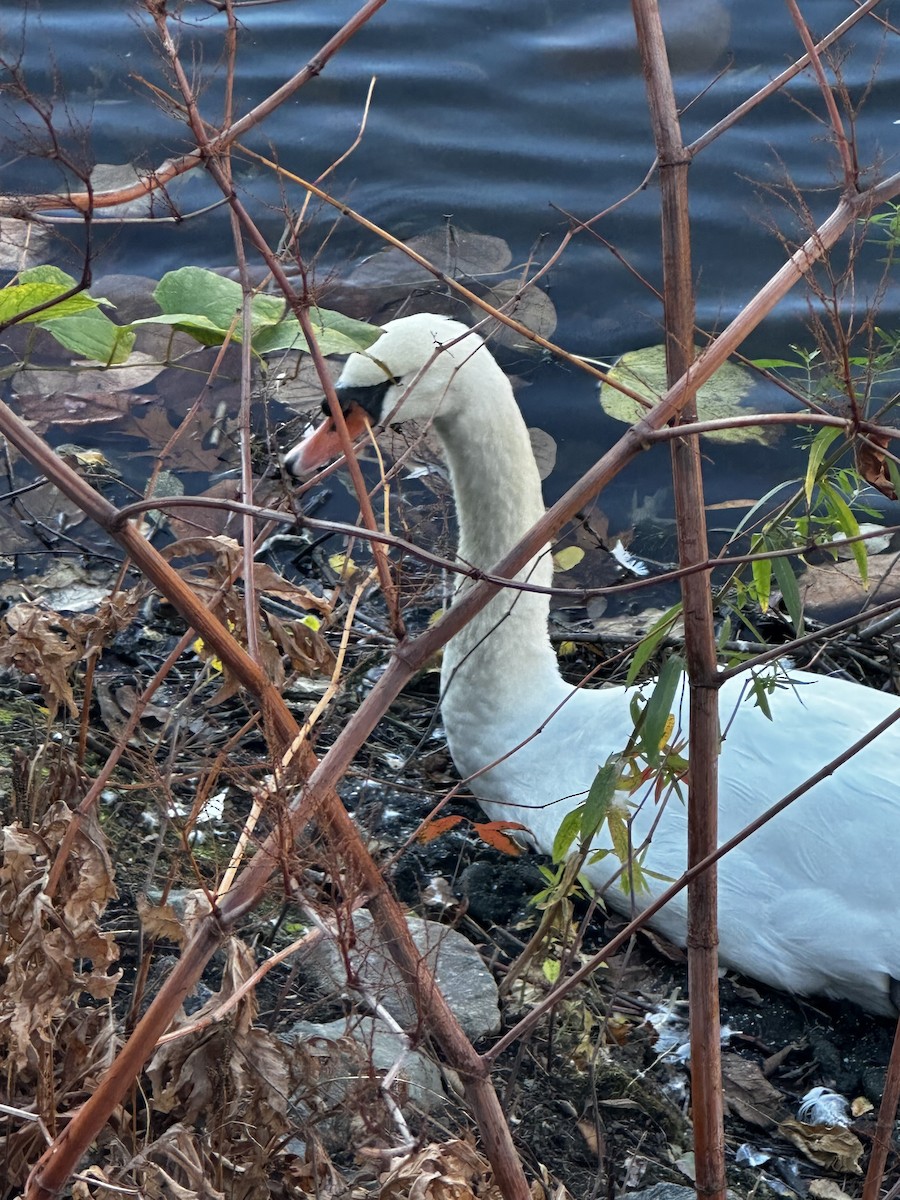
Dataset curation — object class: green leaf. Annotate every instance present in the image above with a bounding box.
[20,265,78,287]
[0,281,101,324]
[154,267,258,333]
[144,268,381,355]
[600,344,767,444]
[134,311,237,347]
[607,808,631,866]
[625,603,682,686]
[581,761,617,842]
[252,308,382,356]
[748,674,774,720]
[542,958,561,984]
[751,536,773,613]
[552,805,583,864]
[805,425,842,506]
[552,545,585,573]
[640,654,684,763]
[750,357,803,369]
[771,553,803,634]
[40,309,135,364]
[886,456,900,501]
[821,482,867,584]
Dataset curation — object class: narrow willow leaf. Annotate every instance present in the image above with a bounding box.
[821,483,867,584]
[581,761,617,842]
[751,536,772,613]
[750,357,803,369]
[772,554,804,634]
[805,425,842,505]
[887,456,900,501]
[626,603,682,686]
[640,655,684,764]
[552,806,583,863]
[607,808,631,865]
[749,675,774,720]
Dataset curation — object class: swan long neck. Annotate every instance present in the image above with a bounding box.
[435,354,563,711]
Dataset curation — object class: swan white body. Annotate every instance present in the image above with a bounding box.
[288,313,900,1016]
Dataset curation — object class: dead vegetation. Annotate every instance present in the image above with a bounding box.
[2,2,900,1199]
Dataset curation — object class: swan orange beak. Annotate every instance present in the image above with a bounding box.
[285,403,372,477]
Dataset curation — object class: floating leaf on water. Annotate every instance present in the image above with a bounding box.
[406,227,513,276]
[529,426,557,479]
[599,344,769,445]
[347,227,513,289]
[474,279,558,346]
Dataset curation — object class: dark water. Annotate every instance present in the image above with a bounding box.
[4,0,900,535]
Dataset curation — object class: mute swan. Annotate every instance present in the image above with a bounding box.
[286,313,900,1016]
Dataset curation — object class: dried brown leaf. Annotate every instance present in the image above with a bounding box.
[0,803,119,1075]
[266,611,337,676]
[137,894,186,945]
[0,602,83,719]
[379,1138,488,1200]
[809,1180,856,1200]
[856,434,898,500]
[721,1052,790,1128]
[778,1118,864,1173]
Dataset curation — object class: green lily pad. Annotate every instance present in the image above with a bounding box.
[599,344,773,445]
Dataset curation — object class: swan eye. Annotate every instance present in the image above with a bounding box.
[321,380,393,421]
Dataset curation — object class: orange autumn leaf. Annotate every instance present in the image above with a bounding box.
[416,814,465,843]
[472,820,530,856]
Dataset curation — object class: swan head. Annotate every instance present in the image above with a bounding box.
[284,313,487,476]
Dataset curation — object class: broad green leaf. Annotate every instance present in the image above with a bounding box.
[147,267,380,355]
[153,267,279,335]
[20,265,78,287]
[886,456,900,501]
[771,553,803,634]
[640,654,684,763]
[40,309,135,364]
[133,311,238,347]
[551,806,583,863]
[581,761,617,842]
[804,425,842,506]
[625,602,682,686]
[0,281,101,324]
[252,309,381,356]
